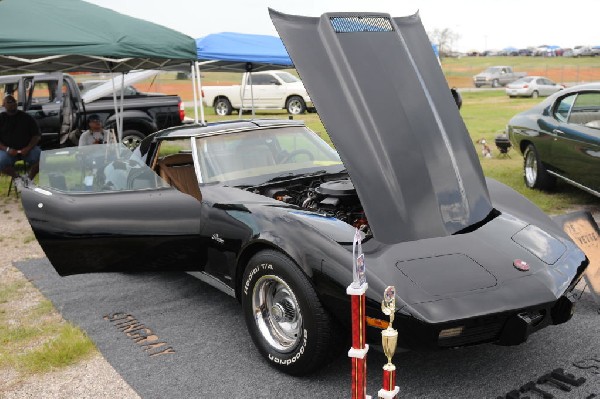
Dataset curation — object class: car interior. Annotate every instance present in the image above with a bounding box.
[155,152,202,201]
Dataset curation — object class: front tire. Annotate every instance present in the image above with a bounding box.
[523,144,555,190]
[241,250,333,376]
[492,79,500,88]
[214,97,233,116]
[286,96,306,115]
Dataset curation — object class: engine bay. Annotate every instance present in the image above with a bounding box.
[246,176,370,234]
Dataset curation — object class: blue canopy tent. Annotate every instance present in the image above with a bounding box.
[196,32,293,72]
[194,32,294,119]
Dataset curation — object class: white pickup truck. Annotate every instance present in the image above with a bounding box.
[202,70,313,116]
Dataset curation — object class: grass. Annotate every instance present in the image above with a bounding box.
[0,279,96,376]
[189,87,598,215]
[441,56,600,87]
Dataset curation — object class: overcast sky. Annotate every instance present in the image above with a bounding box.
[87,0,598,52]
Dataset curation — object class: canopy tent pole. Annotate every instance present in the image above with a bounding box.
[191,62,199,124]
[110,72,121,139]
[119,72,125,142]
[249,71,255,117]
[239,71,247,117]
[194,61,205,124]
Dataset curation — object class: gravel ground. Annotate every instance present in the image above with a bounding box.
[0,199,140,399]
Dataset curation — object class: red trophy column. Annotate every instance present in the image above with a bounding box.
[348,229,370,399]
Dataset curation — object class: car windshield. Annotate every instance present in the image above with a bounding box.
[274,72,299,83]
[38,143,169,193]
[196,126,344,186]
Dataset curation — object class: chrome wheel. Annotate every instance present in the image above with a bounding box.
[214,98,232,116]
[252,275,303,353]
[524,149,538,187]
[286,96,306,115]
[121,132,144,150]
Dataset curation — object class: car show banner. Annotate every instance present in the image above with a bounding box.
[554,211,600,308]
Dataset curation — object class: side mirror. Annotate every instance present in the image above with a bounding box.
[270,80,281,85]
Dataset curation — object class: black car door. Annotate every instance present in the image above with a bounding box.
[25,74,63,148]
[20,144,206,276]
[550,92,600,190]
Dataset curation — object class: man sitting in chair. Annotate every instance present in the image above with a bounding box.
[0,95,42,182]
[79,114,115,146]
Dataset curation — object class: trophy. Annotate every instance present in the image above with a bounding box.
[378,286,400,399]
[347,228,370,399]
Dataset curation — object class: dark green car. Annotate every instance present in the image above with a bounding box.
[508,83,600,196]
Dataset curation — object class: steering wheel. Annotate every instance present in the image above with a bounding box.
[279,149,315,163]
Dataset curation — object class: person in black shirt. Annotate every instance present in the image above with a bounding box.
[0,95,42,180]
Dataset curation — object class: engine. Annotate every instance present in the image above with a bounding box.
[254,178,370,233]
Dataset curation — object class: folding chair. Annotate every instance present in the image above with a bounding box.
[6,157,28,197]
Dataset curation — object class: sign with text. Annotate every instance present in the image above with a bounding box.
[554,211,600,301]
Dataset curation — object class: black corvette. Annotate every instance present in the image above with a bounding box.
[20,11,587,376]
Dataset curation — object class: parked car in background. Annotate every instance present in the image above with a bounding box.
[507,83,600,195]
[0,73,185,149]
[202,70,313,116]
[473,66,527,88]
[518,48,534,56]
[573,45,594,57]
[505,76,564,98]
[561,48,574,57]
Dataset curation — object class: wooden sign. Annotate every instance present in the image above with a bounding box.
[554,211,600,305]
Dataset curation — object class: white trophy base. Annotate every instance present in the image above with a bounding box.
[347,344,369,359]
[377,386,400,399]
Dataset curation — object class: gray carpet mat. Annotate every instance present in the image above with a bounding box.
[15,258,600,398]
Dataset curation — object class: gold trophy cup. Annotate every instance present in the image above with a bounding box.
[381,286,397,366]
[379,286,399,399]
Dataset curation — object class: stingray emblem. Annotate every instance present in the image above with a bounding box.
[513,259,530,271]
[211,233,224,244]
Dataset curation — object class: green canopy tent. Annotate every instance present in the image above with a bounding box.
[0,0,197,73]
[0,0,205,127]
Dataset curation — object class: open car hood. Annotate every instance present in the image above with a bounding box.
[270,10,492,244]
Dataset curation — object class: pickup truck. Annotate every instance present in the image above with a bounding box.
[473,66,527,88]
[202,70,313,116]
[0,72,185,149]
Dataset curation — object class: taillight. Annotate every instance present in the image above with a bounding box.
[523,85,529,88]
[178,101,185,122]
[201,89,205,98]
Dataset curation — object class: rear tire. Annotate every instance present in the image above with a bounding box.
[241,250,334,376]
[523,144,555,190]
[531,90,539,98]
[492,79,500,88]
[121,130,145,150]
[286,96,306,115]
[214,98,233,116]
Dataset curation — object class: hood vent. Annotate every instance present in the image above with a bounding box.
[330,16,393,33]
